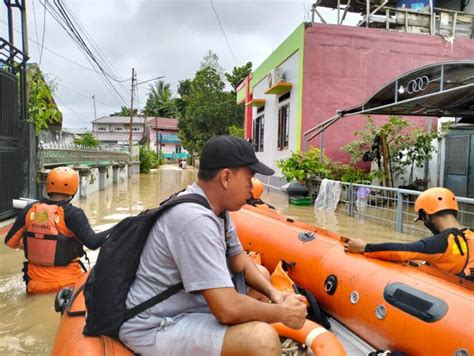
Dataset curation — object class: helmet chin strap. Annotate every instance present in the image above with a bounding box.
[421,212,440,235]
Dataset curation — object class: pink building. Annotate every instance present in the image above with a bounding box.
[237,22,474,187]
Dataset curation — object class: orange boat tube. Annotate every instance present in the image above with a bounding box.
[231,205,474,356]
[273,320,345,356]
[52,269,345,355]
[51,273,133,356]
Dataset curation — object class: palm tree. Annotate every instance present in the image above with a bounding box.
[143,80,177,118]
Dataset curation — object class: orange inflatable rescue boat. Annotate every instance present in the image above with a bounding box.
[231,204,474,355]
[51,263,345,355]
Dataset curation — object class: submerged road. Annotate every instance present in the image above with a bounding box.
[0,164,416,354]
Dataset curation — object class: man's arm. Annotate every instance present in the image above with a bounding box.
[4,204,32,249]
[229,251,288,303]
[64,206,112,249]
[345,235,448,262]
[202,287,306,329]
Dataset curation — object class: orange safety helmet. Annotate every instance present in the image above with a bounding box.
[251,178,264,200]
[414,187,458,221]
[46,167,79,196]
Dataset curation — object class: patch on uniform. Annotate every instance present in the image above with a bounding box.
[37,210,49,223]
[452,238,467,255]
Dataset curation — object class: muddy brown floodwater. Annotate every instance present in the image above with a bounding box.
[0,165,419,354]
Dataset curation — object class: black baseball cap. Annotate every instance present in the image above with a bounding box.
[200,135,274,175]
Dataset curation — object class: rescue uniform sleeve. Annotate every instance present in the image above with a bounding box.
[4,204,32,249]
[63,205,112,250]
[364,234,448,262]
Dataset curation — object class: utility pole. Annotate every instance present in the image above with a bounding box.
[128,68,135,154]
[92,94,97,120]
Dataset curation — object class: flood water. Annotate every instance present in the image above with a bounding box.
[0,164,419,355]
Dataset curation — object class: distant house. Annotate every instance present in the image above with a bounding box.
[92,116,146,150]
[147,117,188,160]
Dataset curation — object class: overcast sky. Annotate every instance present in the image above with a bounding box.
[1,0,360,129]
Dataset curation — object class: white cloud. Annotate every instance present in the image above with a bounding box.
[1,0,359,128]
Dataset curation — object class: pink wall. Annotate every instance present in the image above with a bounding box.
[302,24,474,162]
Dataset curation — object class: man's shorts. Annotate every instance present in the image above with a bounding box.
[130,313,228,356]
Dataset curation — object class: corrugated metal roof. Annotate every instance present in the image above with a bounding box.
[92,116,146,124]
[147,117,178,130]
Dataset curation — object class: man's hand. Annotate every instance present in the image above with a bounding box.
[280,294,307,329]
[343,237,367,254]
[269,289,289,304]
[270,289,306,305]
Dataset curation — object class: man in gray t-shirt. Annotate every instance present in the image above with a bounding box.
[119,135,307,356]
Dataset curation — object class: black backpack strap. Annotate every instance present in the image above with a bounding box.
[124,282,184,321]
[123,192,211,322]
[449,228,466,257]
[160,192,211,211]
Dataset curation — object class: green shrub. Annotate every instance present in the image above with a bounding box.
[276,148,332,182]
[139,145,159,173]
[277,148,372,184]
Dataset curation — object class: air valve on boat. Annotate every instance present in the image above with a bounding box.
[324,274,338,295]
[298,231,315,242]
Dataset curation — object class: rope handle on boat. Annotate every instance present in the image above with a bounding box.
[66,283,86,317]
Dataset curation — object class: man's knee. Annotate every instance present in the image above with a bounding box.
[222,321,280,356]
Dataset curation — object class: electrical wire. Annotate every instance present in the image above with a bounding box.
[55,94,93,126]
[31,0,42,61]
[39,0,47,66]
[39,0,129,105]
[209,0,237,66]
[0,18,105,74]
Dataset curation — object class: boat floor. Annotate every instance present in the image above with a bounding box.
[329,318,375,356]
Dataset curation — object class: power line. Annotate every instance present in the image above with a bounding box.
[59,82,117,108]
[39,0,129,105]
[209,0,237,66]
[39,0,47,67]
[31,0,42,60]
[0,18,104,74]
[55,94,93,126]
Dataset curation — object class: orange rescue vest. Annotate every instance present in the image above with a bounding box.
[459,229,474,277]
[23,203,84,267]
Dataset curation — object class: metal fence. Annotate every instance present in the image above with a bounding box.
[308,178,474,239]
[38,147,132,168]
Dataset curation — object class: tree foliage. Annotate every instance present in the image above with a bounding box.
[342,116,443,186]
[139,145,160,174]
[200,50,224,77]
[143,80,177,118]
[178,66,244,155]
[112,106,138,117]
[26,66,62,134]
[277,148,372,184]
[225,61,252,91]
[74,131,100,148]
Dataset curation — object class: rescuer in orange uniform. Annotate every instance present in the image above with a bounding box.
[344,187,473,280]
[5,167,112,294]
[246,178,275,210]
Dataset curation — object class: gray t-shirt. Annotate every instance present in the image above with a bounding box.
[119,183,243,346]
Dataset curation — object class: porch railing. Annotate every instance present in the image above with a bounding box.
[307,178,474,238]
[38,147,132,168]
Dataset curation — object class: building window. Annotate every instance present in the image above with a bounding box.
[176,145,182,153]
[277,104,289,150]
[114,127,123,131]
[133,127,140,131]
[253,111,264,152]
[98,127,106,131]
